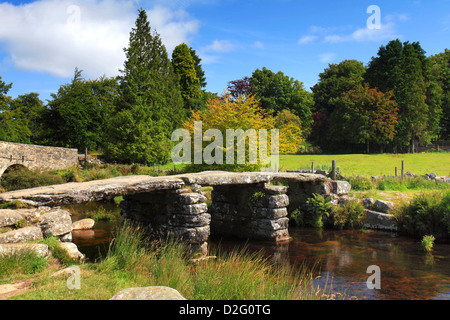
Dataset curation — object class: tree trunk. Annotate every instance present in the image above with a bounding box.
[366,141,370,154]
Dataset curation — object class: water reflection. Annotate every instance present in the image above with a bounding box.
[209,228,450,300]
[66,201,450,300]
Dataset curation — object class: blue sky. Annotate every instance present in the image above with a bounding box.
[0,0,449,102]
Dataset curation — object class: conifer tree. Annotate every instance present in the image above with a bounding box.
[172,43,202,107]
[103,8,184,164]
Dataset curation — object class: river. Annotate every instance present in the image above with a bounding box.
[66,202,450,300]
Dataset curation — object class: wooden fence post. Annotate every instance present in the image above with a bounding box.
[331,160,336,180]
[311,161,314,173]
[401,161,405,177]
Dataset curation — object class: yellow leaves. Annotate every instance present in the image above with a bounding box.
[182,92,304,167]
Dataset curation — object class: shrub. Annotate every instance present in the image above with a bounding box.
[1,166,66,191]
[331,200,366,230]
[394,191,450,240]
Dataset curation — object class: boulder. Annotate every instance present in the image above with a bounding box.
[110,286,186,300]
[374,200,395,213]
[363,210,397,231]
[425,173,437,180]
[0,243,49,257]
[38,209,73,237]
[51,266,80,278]
[59,242,85,260]
[72,218,95,230]
[0,226,43,244]
[0,210,23,228]
[362,198,375,209]
[332,181,351,195]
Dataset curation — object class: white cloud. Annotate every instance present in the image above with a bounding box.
[198,39,234,64]
[0,0,199,78]
[324,22,399,43]
[319,53,336,64]
[298,35,317,45]
[254,41,264,49]
[203,39,234,52]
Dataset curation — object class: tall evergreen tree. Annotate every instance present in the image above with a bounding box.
[103,8,184,164]
[172,43,202,107]
[189,47,207,89]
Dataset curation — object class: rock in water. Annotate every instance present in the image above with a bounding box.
[72,218,95,230]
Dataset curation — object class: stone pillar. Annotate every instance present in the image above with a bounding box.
[120,188,210,257]
[209,183,290,242]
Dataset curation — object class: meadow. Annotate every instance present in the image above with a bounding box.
[279,153,450,177]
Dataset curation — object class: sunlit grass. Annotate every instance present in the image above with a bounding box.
[280,153,450,177]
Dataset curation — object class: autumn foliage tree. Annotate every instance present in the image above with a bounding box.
[181,93,304,170]
[274,109,304,154]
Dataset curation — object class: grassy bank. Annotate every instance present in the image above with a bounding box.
[4,224,340,300]
[280,153,450,177]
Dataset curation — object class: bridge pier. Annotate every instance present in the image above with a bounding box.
[210,183,290,243]
[120,182,292,257]
[120,188,210,257]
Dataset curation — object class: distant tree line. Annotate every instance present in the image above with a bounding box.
[0,9,449,164]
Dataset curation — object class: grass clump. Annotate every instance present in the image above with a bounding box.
[421,235,435,252]
[0,251,48,281]
[0,200,32,209]
[41,236,77,266]
[85,207,118,222]
[330,200,366,230]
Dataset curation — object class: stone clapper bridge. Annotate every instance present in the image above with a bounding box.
[0,171,351,256]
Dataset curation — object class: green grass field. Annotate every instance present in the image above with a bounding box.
[279,153,450,177]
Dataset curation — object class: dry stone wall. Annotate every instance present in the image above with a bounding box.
[0,141,78,177]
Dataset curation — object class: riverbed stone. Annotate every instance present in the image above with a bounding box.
[0,226,43,244]
[72,218,95,230]
[38,209,73,237]
[109,286,186,300]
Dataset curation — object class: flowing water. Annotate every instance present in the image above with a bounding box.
[67,202,450,300]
